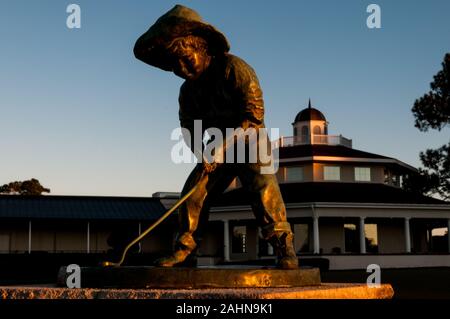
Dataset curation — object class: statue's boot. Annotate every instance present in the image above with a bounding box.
[154,233,197,267]
[272,232,299,269]
[264,222,299,269]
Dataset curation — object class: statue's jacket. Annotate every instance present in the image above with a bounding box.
[179,53,265,130]
[178,53,268,162]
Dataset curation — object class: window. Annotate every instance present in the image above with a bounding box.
[301,126,309,136]
[0,234,10,253]
[392,174,399,186]
[428,227,448,253]
[301,126,309,143]
[384,169,392,184]
[355,167,371,182]
[365,224,378,253]
[313,126,326,144]
[286,166,304,182]
[294,224,310,253]
[344,224,358,253]
[324,166,340,181]
[232,226,247,253]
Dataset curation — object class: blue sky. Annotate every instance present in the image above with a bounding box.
[0,0,449,196]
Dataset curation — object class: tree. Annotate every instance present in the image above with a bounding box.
[419,144,450,200]
[412,54,450,131]
[0,178,50,195]
[402,168,440,197]
[410,53,450,200]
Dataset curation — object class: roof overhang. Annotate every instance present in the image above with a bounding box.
[209,201,450,220]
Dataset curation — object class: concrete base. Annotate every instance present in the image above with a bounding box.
[0,284,394,299]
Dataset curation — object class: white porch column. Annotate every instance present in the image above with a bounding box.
[404,217,411,253]
[86,222,90,254]
[313,215,320,254]
[447,219,450,253]
[223,220,230,262]
[359,217,366,254]
[28,220,32,254]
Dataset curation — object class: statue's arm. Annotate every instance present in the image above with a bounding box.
[179,83,203,162]
[206,57,265,168]
[227,56,265,129]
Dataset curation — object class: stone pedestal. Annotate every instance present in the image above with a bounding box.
[0,266,394,299]
[0,284,394,299]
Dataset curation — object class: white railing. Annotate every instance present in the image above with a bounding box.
[273,134,352,148]
[312,134,352,147]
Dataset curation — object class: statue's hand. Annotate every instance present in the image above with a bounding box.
[203,161,218,174]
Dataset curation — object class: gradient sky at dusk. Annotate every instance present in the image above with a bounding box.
[0,0,449,196]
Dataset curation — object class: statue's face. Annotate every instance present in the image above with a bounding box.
[168,36,211,80]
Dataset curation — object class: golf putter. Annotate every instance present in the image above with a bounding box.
[101,165,210,267]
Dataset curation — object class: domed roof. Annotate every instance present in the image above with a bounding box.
[294,99,326,122]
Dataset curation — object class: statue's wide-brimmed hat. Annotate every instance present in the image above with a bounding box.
[134,4,230,71]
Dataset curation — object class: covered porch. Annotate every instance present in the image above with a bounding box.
[206,202,450,269]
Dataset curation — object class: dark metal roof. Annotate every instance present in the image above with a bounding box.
[0,195,167,220]
[294,108,326,122]
[214,182,448,206]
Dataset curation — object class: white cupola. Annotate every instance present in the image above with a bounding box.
[292,99,328,145]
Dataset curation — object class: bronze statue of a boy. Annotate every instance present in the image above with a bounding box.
[134,5,298,269]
